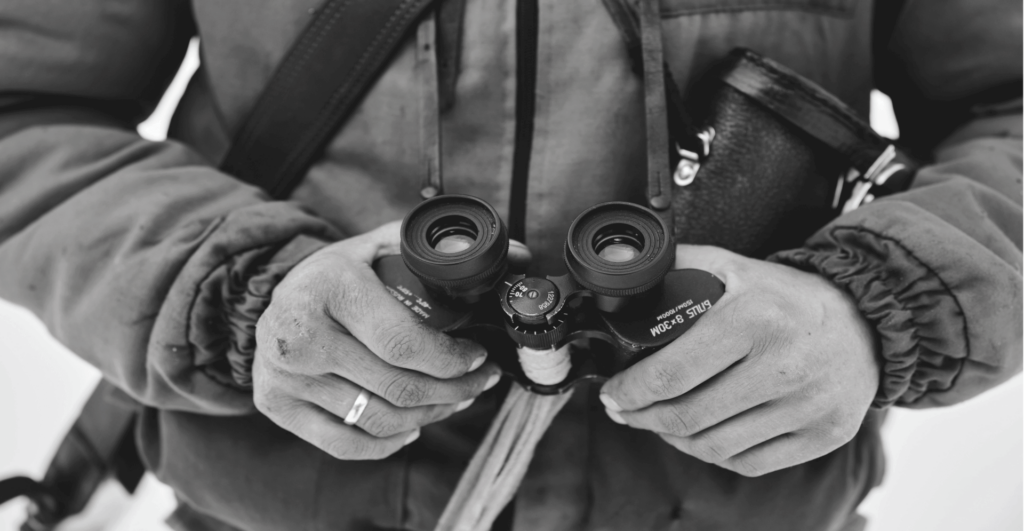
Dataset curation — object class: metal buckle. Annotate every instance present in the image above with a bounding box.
[673,127,715,187]
[833,145,906,214]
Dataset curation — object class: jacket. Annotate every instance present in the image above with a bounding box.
[0,0,1020,530]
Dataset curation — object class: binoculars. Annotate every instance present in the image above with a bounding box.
[372,195,725,394]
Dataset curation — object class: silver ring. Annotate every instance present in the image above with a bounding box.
[343,389,372,425]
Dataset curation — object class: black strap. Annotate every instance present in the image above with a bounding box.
[0,380,143,530]
[638,0,673,219]
[0,477,59,507]
[221,0,437,198]
[602,0,703,158]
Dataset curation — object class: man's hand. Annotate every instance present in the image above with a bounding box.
[600,245,879,477]
[253,222,503,460]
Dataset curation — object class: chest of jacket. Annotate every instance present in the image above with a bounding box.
[173,0,873,272]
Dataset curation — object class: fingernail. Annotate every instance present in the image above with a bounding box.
[456,398,475,412]
[484,373,501,391]
[605,408,626,425]
[469,354,487,372]
[599,393,622,412]
[404,428,421,445]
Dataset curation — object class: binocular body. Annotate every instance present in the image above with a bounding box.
[372,195,725,394]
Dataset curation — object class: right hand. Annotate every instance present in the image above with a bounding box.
[253,221,502,460]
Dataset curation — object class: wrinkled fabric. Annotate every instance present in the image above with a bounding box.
[189,234,329,388]
[773,114,1023,408]
[0,0,1020,529]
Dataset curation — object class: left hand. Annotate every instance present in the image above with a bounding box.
[599,245,880,477]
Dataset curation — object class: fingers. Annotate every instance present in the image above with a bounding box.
[273,398,418,460]
[650,395,855,477]
[717,434,828,477]
[324,266,489,379]
[288,373,475,438]
[259,315,500,407]
[322,329,500,407]
[507,239,532,270]
[653,400,800,466]
[673,244,739,274]
[611,359,781,437]
[599,297,749,412]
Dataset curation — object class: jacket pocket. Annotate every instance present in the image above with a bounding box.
[660,0,859,18]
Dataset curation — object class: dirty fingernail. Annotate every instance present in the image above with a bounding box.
[469,354,487,372]
[605,408,626,425]
[599,393,622,412]
[405,428,421,445]
[456,398,475,412]
[484,373,501,391]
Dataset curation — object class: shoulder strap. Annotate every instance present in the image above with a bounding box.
[221,0,437,198]
[0,380,144,529]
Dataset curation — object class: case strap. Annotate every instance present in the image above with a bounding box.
[220,0,438,198]
[638,0,674,223]
[602,0,704,161]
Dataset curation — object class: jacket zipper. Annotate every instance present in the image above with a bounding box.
[508,0,539,243]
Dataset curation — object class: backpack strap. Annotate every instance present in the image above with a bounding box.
[221,0,438,198]
[0,380,144,530]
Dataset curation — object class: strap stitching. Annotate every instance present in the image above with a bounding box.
[272,0,425,195]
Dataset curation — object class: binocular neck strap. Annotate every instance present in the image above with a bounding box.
[638,0,675,229]
[417,11,445,200]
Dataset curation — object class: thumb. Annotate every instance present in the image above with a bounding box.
[323,220,403,266]
[508,239,533,270]
[673,244,739,273]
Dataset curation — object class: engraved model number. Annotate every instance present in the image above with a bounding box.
[649,299,712,337]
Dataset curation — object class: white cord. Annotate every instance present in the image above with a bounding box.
[434,383,572,531]
[516,345,571,385]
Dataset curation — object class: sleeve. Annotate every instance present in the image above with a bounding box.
[771,0,1023,409]
[0,0,339,415]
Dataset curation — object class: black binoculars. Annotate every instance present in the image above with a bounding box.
[372,195,725,394]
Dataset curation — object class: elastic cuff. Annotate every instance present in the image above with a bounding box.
[770,227,967,408]
[189,234,332,389]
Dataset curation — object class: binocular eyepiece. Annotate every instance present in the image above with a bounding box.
[377,194,724,394]
[401,195,675,308]
[401,196,509,303]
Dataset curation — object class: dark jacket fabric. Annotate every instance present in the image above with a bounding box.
[0,0,1020,530]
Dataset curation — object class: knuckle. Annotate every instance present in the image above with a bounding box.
[659,404,702,436]
[689,433,729,463]
[644,365,682,401]
[359,408,407,438]
[375,324,428,367]
[430,337,473,377]
[330,269,372,322]
[744,299,796,356]
[381,373,430,408]
[818,409,858,445]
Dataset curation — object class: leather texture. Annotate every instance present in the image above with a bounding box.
[672,49,916,257]
[720,49,891,174]
[673,80,839,257]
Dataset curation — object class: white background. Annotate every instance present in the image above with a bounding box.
[1,41,1021,531]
